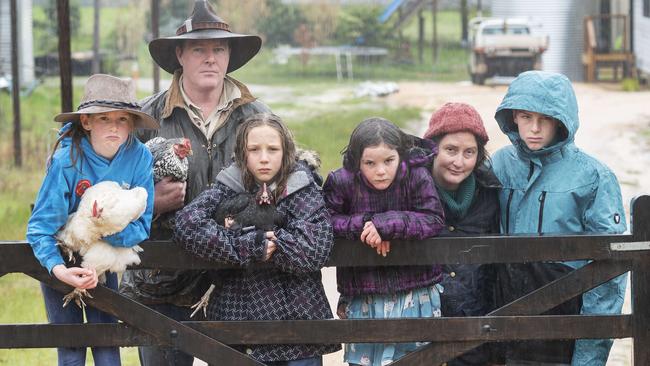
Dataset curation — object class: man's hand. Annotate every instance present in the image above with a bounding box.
[153,177,186,215]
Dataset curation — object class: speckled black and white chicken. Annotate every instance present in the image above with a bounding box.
[145,137,193,183]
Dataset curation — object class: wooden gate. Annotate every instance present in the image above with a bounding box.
[1,195,649,365]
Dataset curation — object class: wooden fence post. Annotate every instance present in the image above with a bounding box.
[632,196,650,364]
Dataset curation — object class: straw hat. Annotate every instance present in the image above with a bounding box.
[54,74,159,129]
[148,0,262,74]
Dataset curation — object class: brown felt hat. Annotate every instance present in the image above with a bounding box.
[148,0,262,74]
[53,74,159,129]
[423,102,489,143]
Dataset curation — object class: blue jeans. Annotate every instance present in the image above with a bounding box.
[41,272,121,366]
[137,303,195,366]
[264,356,323,366]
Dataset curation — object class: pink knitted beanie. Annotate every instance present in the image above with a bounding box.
[423,102,489,143]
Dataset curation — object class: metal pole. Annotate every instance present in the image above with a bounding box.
[418,9,424,64]
[432,0,438,63]
[152,0,160,93]
[10,0,22,167]
[57,0,73,113]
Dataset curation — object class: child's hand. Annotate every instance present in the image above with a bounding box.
[263,231,278,261]
[361,221,383,248]
[376,240,390,257]
[52,264,98,289]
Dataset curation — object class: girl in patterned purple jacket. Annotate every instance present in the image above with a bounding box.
[174,113,339,365]
[323,117,445,366]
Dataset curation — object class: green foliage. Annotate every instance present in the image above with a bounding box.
[287,107,421,174]
[257,0,306,47]
[333,5,395,47]
[621,78,640,92]
[145,0,192,38]
[32,0,81,56]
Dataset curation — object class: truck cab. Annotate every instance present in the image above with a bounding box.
[468,17,548,85]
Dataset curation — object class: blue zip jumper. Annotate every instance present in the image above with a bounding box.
[492,71,627,366]
[27,123,155,273]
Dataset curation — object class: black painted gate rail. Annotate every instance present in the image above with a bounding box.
[1,195,649,365]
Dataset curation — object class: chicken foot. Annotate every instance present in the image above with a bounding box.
[62,288,93,308]
[190,284,215,318]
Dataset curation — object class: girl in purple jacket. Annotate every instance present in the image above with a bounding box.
[323,117,445,366]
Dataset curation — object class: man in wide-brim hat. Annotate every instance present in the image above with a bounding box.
[119,2,270,365]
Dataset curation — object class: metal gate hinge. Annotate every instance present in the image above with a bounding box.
[610,241,650,251]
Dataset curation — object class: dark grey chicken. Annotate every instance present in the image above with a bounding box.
[214,183,284,232]
[145,137,192,183]
[191,183,284,318]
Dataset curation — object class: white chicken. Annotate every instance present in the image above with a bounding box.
[56,181,148,307]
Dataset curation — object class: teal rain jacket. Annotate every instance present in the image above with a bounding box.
[492,71,627,366]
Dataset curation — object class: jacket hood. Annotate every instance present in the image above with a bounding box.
[494,71,578,157]
[216,160,315,200]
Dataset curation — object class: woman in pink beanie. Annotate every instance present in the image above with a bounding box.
[423,102,502,365]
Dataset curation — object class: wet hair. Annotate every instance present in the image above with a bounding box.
[342,117,413,172]
[429,133,490,172]
[48,114,135,172]
[234,113,296,199]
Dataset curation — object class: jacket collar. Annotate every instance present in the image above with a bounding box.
[161,69,257,119]
[216,162,313,201]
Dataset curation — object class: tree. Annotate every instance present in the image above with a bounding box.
[333,5,395,47]
[299,0,340,46]
[257,0,306,47]
[33,0,81,56]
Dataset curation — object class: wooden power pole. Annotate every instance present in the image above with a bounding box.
[10,0,22,167]
[57,0,73,114]
[152,0,160,94]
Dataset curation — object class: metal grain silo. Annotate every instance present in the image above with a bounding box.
[491,0,599,81]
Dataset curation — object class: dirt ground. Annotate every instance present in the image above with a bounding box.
[195,81,650,366]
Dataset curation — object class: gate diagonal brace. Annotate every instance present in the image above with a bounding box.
[27,271,263,366]
[390,258,630,366]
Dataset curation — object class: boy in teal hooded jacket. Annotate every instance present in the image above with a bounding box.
[492,71,627,366]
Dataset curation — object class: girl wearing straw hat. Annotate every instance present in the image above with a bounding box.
[27,74,159,366]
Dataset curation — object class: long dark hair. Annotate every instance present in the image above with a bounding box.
[48,121,89,171]
[48,115,135,171]
[342,117,413,172]
[234,113,296,199]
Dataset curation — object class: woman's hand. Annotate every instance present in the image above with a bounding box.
[263,231,278,261]
[337,302,348,319]
[52,264,98,289]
